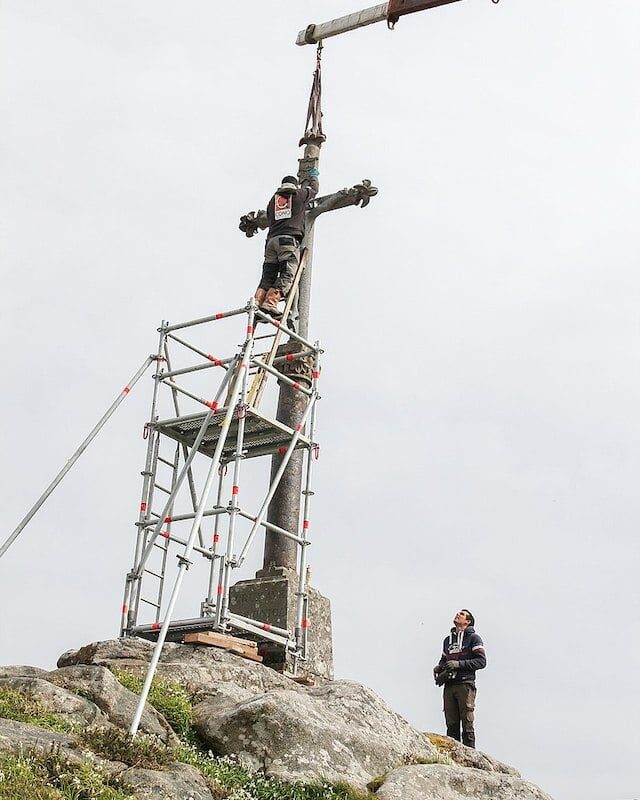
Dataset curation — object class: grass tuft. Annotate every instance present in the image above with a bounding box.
[0,747,133,800]
[78,727,176,770]
[178,746,372,799]
[110,669,195,742]
[0,687,77,734]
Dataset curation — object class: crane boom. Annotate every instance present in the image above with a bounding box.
[296,0,465,46]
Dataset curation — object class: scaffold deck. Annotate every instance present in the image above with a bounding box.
[155,406,311,461]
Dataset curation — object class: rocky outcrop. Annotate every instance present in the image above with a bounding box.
[426,733,520,775]
[194,681,438,787]
[118,763,214,800]
[47,664,176,742]
[375,763,554,799]
[0,639,554,799]
[0,675,107,728]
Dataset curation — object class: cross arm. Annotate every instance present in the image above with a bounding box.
[309,179,379,220]
[239,209,268,238]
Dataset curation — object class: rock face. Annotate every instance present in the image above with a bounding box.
[0,638,555,799]
[194,681,438,787]
[59,639,438,788]
[118,763,213,800]
[375,764,555,800]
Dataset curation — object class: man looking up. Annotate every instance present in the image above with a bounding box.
[433,609,486,748]
[255,169,319,319]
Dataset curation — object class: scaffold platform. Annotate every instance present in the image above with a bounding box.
[156,406,311,461]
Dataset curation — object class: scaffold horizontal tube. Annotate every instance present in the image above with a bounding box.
[161,360,232,381]
[253,310,319,352]
[227,611,291,638]
[251,358,313,396]
[165,307,248,333]
[141,507,227,529]
[227,616,295,649]
[236,509,305,545]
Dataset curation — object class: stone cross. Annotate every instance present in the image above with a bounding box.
[239,137,378,575]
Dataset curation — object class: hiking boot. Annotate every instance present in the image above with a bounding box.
[260,287,283,318]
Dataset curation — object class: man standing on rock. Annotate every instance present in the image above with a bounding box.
[433,609,486,748]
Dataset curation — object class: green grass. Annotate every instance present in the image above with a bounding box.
[110,669,373,799]
[0,749,133,800]
[0,687,77,734]
[178,746,372,800]
[78,727,176,770]
[110,668,194,741]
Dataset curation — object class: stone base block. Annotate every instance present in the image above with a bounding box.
[229,568,333,680]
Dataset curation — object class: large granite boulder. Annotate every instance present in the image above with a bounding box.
[426,733,520,775]
[194,680,439,788]
[375,763,554,800]
[0,675,107,729]
[118,763,214,800]
[47,664,177,743]
[0,717,80,759]
[58,638,296,699]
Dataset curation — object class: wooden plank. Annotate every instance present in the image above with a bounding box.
[184,631,258,652]
[228,646,263,663]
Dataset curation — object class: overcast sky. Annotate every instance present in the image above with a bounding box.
[2,2,640,799]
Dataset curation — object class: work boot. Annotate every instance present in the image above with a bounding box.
[254,288,267,323]
[260,287,283,318]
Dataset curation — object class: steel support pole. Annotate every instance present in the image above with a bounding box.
[2,355,155,562]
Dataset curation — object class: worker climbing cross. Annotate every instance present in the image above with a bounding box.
[239,44,378,578]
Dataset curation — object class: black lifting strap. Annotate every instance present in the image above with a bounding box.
[302,43,324,142]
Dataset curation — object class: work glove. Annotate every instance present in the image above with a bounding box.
[445,660,460,670]
[433,665,443,678]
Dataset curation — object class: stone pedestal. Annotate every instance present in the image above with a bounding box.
[229,568,333,680]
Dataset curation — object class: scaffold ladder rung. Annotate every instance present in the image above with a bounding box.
[144,568,163,579]
[157,456,174,467]
[154,483,171,494]
[140,597,161,608]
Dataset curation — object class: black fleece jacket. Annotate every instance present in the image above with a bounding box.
[266,176,319,240]
[438,626,486,685]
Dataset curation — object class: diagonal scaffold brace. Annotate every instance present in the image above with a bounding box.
[0,353,159,561]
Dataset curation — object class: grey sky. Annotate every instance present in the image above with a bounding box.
[2,2,639,799]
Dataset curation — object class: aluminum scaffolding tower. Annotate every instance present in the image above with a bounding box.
[119,299,321,734]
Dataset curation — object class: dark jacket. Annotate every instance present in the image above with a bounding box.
[266,177,319,240]
[438,626,486,685]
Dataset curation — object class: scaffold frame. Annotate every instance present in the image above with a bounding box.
[120,299,322,735]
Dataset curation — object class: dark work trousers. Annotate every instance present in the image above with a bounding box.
[443,683,476,748]
[259,235,301,295]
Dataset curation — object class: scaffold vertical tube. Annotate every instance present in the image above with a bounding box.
[294,343,321,660]
[206,465,226,620]
[220,305,256,625]
[122,334,165,635]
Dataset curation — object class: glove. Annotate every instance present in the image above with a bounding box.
[445,660,460,670]
[433,665,443,678]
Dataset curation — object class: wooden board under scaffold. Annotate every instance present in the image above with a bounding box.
[183,631,263,662]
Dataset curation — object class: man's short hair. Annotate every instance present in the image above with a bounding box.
[462,609,475,626]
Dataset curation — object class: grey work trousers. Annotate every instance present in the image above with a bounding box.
[443,683,477,748]
[258,235,301,295]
